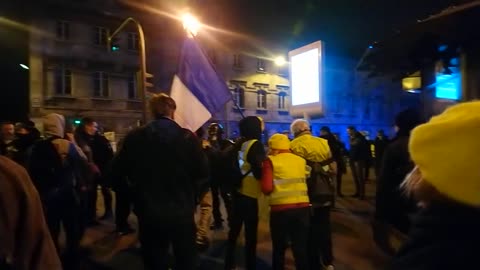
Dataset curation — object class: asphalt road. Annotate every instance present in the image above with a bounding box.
[76,171,391,270]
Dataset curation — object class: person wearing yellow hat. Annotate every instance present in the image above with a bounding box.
[388,101,480,270]
[261,134,310,270]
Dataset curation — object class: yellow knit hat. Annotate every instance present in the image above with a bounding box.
[268,133,290,150]
[409,101,480,206]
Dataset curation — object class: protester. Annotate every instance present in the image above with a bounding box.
[8,121,42,167]
[225,116,266,270]
[261,134,310,270]
[75,117,114,224]
[388,101,480,270]
[375,109,422,236]
[111,94,209,270]
[373,130,389,179]
[206,122,234,230]
[28,113,88,269]
[290,119,336,270]
[347,126,369,199]
[320,126,345,197]
[194,127,214,251]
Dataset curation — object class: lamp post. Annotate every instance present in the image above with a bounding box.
[108,18,148,124]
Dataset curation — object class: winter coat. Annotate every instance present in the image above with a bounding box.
[375,134,416,233]
[0,156,62,270]
[349,132,370,161]
[111,117,209,223]
[388,202,480,270]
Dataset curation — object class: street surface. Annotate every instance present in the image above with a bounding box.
[77,170,391,270]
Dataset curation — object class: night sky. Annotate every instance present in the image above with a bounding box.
[198,0,470,57]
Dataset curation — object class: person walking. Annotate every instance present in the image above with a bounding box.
[225,116,265,270]
[75,117,114,223]
[28,113,88,269]
[291,119,336,270]
[111,94,209,270]
[347,126,369,199]
[320,126,345,197]
[388,101,480,270]
[261,134,310,270]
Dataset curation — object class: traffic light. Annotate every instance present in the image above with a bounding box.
[136,71,154,94]
[110,37,120,52]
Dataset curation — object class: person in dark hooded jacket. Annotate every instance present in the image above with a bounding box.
[374,109,422,255]
[111,94,209,270]
[225,116,266,270]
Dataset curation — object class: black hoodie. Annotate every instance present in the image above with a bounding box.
[238,117,265,180]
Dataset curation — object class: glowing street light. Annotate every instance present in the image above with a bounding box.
[19,64,29,70]
[182,13,200,37]
[274,56,286,66]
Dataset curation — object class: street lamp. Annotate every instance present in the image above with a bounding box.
[182,13,200,37]
[108,18,148,124]
[274,56,286,66]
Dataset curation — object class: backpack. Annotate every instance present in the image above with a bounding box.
[28,138,70,198]
[223,140,252,191]
[306,158,335,207]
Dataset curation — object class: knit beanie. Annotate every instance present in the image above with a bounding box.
[409,101,480,207]
[268,134,290,150]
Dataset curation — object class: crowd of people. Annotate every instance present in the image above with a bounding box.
[2,95,480,270]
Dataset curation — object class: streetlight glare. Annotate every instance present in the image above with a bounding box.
[19,64,29,70]
[274,56,286,66]
[182,13,200,37]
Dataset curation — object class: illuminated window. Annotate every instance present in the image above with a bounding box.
[56,21,70,40]
[278,92,287,109]
[54,66,72,95]
[127,74,137,99]
[127,32,139,51]
[257,58,266,72]
[93,26,108,46]
[233,87,245,108]
[257,90,267,109]
[93,72,109,97]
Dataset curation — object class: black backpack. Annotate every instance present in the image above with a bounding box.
[28,138,70,197]
[222,139,251,191]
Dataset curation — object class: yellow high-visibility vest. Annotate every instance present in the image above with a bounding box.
[238,139,261,199]
[268,153,310,206]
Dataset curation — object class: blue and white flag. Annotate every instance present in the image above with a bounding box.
[170,38,231,131]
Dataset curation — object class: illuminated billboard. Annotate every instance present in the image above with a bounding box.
[289,41,324,117]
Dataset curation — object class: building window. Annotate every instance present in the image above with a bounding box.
[257,90,267,109]
[127,74,137,99]
[232,87,245,108]
[233,54,243,68]
[93,26,108,46]
[257,58,266,72]
[56,21,70,40]
[54,67,72,95]
[127,32,139,51]
[93,72,109,97]
[278,92,287,109]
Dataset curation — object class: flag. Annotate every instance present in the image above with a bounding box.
[170,38,232,131]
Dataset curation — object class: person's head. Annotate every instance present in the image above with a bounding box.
[268,133,290,155]
[239,116,262,140]
[149,93,176,120]
[81,117,98,136]
[403,101,480,208]
[347,126,356,136]
[394,108,423,135]
[1,122,15,141]
[207,123,224,140]
[43,113,66,138]
[377,129,385,138]
[320,126,331,137]
[290,119,310,138]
